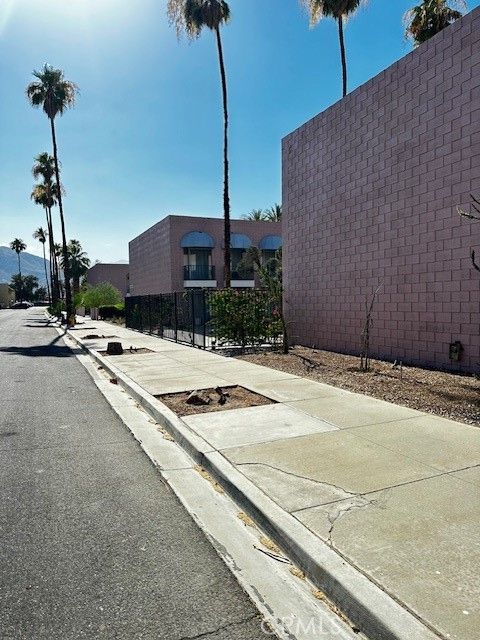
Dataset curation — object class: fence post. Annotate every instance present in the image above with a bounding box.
[203,290,207,350]
[139,298,143,333]
[174,293,178,343]
[148,295,152,334]
[159,295,164,338]
[191,291,195,347]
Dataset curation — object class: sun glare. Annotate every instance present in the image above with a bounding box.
[0,0,133,37]
[0,0,15,35]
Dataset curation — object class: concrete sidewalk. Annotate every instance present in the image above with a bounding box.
[69,319,480,640]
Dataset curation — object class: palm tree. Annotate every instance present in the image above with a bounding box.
[405,0,465,46]
[168,0,232,286]
[33,227,51,304]
[26,64,78,323]
[243,208,267,221]
[264,203,282,222]
[302,0,364,97]
[61,240,91,296]
[32,153,62,303]
[31,184,59,301]
[31,153,61,304]
[9,238,26,301]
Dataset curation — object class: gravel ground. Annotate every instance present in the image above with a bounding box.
[238,346,480,426]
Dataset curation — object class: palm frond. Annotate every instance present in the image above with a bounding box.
[26,64,78,119]
[168,0,230,38]
[301,0,365,26]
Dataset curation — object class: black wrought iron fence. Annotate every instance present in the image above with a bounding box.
[125,289,282,351]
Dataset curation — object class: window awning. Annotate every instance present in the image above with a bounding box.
[230,233,252,249]
[259,235,282,250]
[180,231,215,248]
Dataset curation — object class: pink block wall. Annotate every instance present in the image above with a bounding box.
[86,263,130,297]
[129,218,173,295]
[282,8,480,373]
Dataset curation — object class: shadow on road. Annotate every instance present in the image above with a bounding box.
[0,330,73,358]
[23,324,56,328]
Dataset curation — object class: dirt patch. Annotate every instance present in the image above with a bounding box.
[83,334,118,340]
[98,347,154,356]
[238,347,480,426]
[158,385,274,416]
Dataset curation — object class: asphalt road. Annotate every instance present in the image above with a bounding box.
[0,308,267,640]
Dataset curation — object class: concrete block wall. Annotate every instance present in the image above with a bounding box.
[86,263,130,297]
[129,218,173,296]
[282,8,480,372]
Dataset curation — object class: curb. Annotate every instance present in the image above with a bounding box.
[65,327,442,640]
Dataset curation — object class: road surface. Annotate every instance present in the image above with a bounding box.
[0,308,267,640]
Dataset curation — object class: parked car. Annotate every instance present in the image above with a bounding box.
[10,301,33,309]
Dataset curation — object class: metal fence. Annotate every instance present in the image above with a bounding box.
[125,289,282,351]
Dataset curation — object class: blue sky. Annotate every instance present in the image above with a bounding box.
[1,0,478,262]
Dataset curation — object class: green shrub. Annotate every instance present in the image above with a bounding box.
[81,282,122,309]
[48,301,65,317]
[209,289,282,352]
[99,304,125,320]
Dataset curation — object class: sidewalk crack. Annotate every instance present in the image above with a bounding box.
[236,462,355,499]
[326,497,377,544]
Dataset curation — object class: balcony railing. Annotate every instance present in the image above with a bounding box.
[183,265,216,281]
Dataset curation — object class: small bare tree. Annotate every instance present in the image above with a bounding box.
[457,194,480,272]
[360,283,383,372]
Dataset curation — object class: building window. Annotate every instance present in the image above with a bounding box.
[183,248,214,280]
[181,231,215,281]
[230,233,253,280]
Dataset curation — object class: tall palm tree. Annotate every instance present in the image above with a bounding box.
[9,238,26,301]
[302,0,364,97]
[31,152,61,303]
[33,227,51,304]
[264,203,282,222]
[26,64,78,323]
[242,208,267,221]
[168,0,232,286]
[61,239,91,296]
[405,0,465,46]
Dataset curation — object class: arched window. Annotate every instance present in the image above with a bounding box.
[258,235,282,251]
[180,231,215,248]
[230,233,252,249]
[181,231,215,280]
[230,234,253,280]
[259,234,282,266]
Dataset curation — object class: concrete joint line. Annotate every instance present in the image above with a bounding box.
[66,327,443,640]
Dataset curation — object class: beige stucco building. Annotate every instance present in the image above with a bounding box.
[0,283,15,309]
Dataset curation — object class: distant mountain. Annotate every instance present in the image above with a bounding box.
[0,246,50,286]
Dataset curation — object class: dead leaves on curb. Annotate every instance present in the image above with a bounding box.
[156,426,175,441]
[289,567,306,580]
[194,465,224,494]
[312,589,360,634]
[237,511,256,528]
